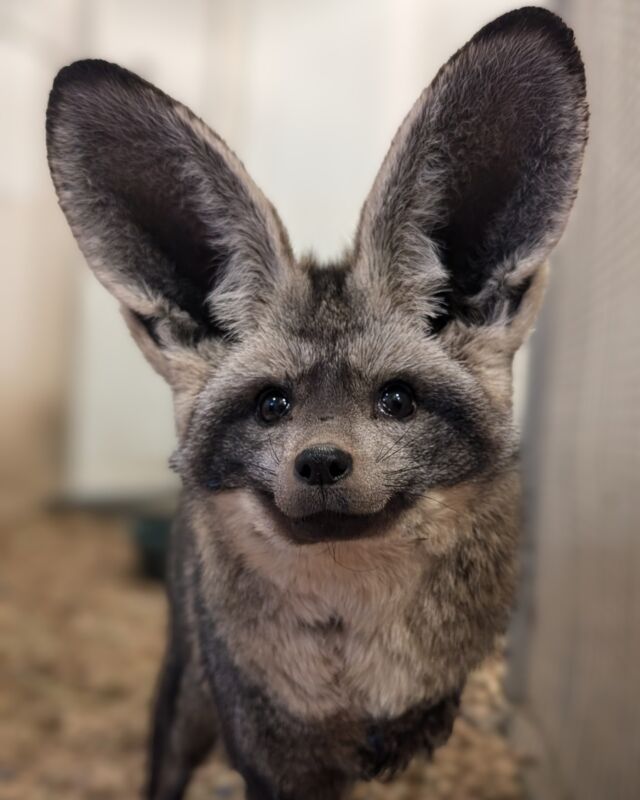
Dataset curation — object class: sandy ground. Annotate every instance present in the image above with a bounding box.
[0,511,525,800]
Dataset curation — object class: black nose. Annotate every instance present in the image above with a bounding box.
[294,445,353,486]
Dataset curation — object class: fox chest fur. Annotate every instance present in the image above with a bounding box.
[191,481,517,724]
[46,7,587,798]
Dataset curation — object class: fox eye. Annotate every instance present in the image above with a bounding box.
[378,382,416,420]
[257,388,291,423]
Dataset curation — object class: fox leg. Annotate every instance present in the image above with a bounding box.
[146,643,217,800]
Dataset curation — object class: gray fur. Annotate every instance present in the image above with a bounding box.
[46,7,588,799]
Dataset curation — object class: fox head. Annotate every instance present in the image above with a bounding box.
[47,9,587,546]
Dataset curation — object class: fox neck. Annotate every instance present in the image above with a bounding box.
[188,474,518,720]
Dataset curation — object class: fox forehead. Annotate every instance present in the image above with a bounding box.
[204,305,465,404]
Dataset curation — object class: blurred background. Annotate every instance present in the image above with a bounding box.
[0,0,638,798]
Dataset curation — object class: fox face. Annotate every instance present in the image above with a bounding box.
[46,12,586,553]
[176,263,516,545]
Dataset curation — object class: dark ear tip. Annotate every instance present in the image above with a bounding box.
[51,58,139,93]
[47,59,145,120]
[476,6,573,39]
[474,6,585,89]
[46,59,151,153]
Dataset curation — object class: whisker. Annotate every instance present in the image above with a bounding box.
[250,466,276,478]
[245,462,277,487]
[376,428,429,464]
[382,436,429,465]
[376,428,412,464]
[385,481,473,523]
[384,465,422,478]
[421,493,464,516]
[266,433,281,466]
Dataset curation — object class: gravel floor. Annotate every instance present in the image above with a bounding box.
[0,511,526,800]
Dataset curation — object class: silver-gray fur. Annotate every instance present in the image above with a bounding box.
[46,7,588,799]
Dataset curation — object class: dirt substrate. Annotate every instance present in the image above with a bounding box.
[0,512,525,799]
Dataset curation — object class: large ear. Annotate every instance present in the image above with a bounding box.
[355,7,588,349]
[46,60,294,378]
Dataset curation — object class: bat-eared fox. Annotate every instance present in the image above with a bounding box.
[47,7,587,799]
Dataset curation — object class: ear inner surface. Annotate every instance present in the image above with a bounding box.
[356,7,588,330]
[46,59,293,346]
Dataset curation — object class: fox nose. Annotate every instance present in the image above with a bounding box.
[294,445,353,486]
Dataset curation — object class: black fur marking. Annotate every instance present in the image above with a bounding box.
[146,561,217,800]
[298,614,345,635]
[358,693,460,780]
[132,311,162,347]
[476,6,586,79]
[308,265,348,303]
[146,645,184,799]
[180,352,503,506]
[287,265,369,342]
[418,386,482,438]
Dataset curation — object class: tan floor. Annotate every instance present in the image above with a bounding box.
[0,511,525,800]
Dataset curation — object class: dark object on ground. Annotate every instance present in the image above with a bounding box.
[131,515,171,581]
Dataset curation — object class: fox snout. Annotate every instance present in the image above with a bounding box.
[293,444,352,486]
[286,442,382,542]
[265,439,401,544]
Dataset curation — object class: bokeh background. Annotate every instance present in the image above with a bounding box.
[1,1,638,798]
